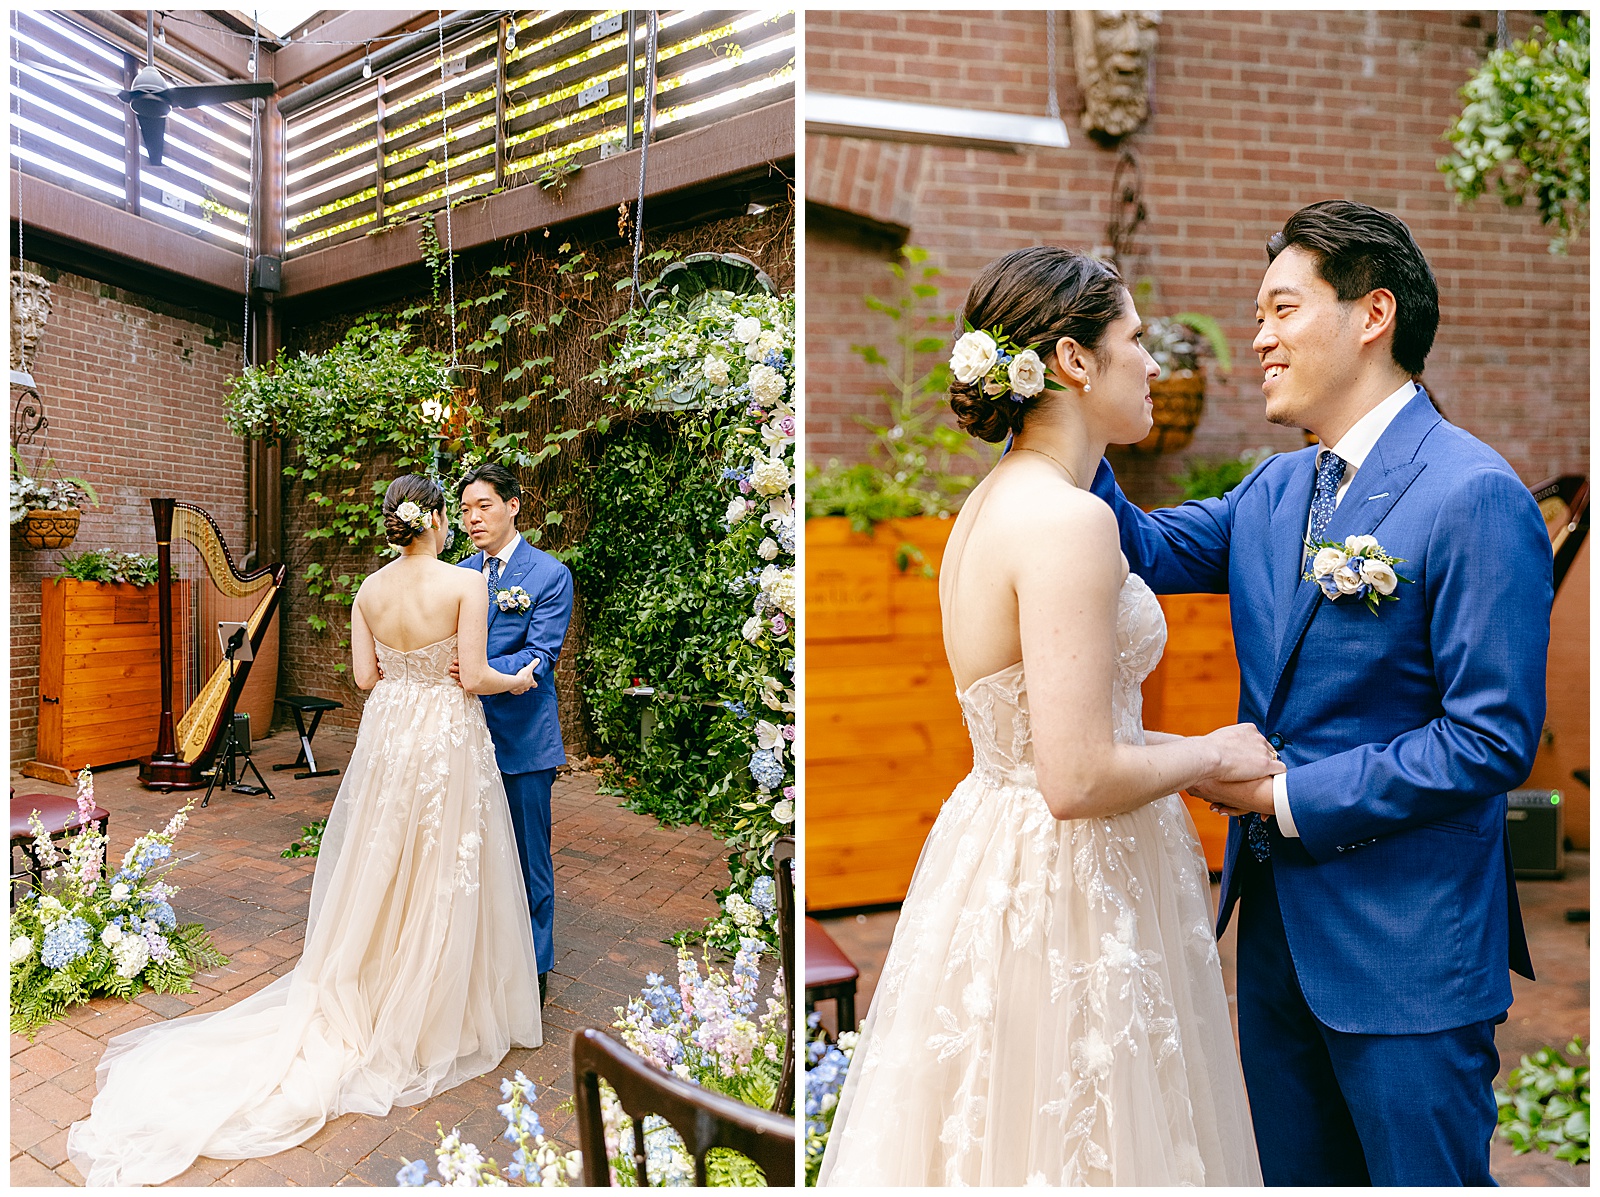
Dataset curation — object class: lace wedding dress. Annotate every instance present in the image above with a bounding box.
[67,636,542,1187]
[818,574,1261,1186]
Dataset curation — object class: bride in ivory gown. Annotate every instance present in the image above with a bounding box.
[818,248,1273,1186]
[68,475,543,1187]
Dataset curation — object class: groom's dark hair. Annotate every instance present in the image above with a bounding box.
[1267,201,1439,376]
[457,463,521,505]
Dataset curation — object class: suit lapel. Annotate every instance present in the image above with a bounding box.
[1263,390,1440,718]
[1269,450,1319,654]
[487,537,532,631]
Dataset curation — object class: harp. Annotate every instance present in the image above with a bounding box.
[139,498,286,790]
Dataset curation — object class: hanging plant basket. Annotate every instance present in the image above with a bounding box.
[1130,369,1206,455]
[14,507,81,550]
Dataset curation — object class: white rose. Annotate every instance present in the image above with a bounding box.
[748,454,791,497]
[10,935,33,965]
[771,799,794,824]
[732,316,762,344]
[1363,559,1398,595]
[949,330,999,385]
[395,501,421,524]
[101,924,124,946]
[747,328,784,363]
[741,615,763,643]
[725,497,753,525]
[1311,547,1348,578]
[702,355,729,387]
[1007,349,1047,397]
[757,538,779,561]
[748,363,787,405]
[1333,565,1363,595]
[1344,534,1381,557]
[109,882,130,904]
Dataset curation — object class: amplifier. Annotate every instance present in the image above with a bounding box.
[231,711,252,756]
[1505,789,1565,880]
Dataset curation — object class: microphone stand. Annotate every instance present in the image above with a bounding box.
[201,626,276,807]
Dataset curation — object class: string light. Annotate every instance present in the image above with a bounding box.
[505,23,516,52]
[362,43,372,79]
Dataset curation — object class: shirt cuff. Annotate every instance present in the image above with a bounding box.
[1273,772,1300,838]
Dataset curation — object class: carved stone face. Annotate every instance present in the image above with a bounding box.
[11,271,52,370]
[1072,10,1161,140]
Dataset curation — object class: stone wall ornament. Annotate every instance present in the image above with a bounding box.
[1072,10,1162,141]
[11,270,52,371]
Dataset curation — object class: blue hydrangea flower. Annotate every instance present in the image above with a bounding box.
[763,350,789,370]
[395,1157,430,1186]
[146,901,177,930]
[40,916,92,969]
[749,748,785,791]
[722,700,748,718]
[749,875,776,917]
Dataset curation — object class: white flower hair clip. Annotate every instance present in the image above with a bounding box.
[394,501,431,535]
[949,323,1060,403]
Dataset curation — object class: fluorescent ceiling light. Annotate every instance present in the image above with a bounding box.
[806,91,1069,152]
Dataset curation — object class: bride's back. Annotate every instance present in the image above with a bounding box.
[940,459,1098,690]
[356,557,469,650]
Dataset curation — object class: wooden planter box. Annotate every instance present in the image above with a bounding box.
[806,516,968,911]
[23,579,183,783]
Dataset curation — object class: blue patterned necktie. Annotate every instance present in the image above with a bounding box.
[1245,450,1348,864]
[487,555,502,598]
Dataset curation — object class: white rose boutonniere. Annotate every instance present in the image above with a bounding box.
[950,324,1065,402]
[494,585,532,614]
[1305,534,1410,613]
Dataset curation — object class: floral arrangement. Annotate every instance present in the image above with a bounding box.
[949,324,1052,402]
[397,940,786,1187]
[804,1013,859,1185]
[495,585,533,614]
[9,769,228,1037]
[1304,533,1408,612]
[393,500,431,535]
[582,285,796,953]
[10,447,99,525]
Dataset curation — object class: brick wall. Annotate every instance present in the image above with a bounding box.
[805,10,1589,501]
[10,266,246,762]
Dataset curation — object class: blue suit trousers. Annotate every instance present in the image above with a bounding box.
[1236,852,1502,1186]
[502,767,556,975]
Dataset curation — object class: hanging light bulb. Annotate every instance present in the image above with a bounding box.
[505,24,516,52]
[247,52,257,74]
[362,42,373,79]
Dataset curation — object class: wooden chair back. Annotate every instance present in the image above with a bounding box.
[772,835,796,1113]
[572,1026,796,1186]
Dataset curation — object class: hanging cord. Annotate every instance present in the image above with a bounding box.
[11,10,23,285]
[242,12,260,368]
[630,10,659,309]
[436,10,459,369]
[1046,10,1060,123]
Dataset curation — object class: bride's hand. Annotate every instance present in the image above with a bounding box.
[507,662,538,695]
[1201,723,1285,784]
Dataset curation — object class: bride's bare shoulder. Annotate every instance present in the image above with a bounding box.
[986,468,1117,542]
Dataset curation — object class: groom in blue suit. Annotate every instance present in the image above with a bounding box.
[1093,202,1551,1185]
[455,463,574,1005]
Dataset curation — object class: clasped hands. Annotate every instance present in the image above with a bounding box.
[1190,723,1284,819]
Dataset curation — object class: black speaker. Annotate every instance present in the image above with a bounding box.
[252,254,281,292]
[1506,788,1565,880]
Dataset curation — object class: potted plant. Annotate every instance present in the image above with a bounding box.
[10,449,98,550]
[1130,313,1233,455]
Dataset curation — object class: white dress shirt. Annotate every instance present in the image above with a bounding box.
[479,531,523,582]
[1273,380,1418,837]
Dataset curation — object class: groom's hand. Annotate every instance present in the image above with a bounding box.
[448,657,462,687]
[1192,775,1275,817]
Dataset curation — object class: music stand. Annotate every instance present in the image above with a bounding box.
[201,622,275,808]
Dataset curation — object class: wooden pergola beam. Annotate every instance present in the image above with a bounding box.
[11,169,246,295]
[271,9,432,91]
[279,97,795,299]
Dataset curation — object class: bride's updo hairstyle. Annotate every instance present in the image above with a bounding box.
[950,246,1127,443]
[382,474,445,546]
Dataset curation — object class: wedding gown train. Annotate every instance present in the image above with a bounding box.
[67,635,542,1187]
[818,573,1261,1186]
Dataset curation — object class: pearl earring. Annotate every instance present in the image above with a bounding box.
[1083,383,1092,392]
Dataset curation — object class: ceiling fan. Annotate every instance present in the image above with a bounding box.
[25,10,275,166]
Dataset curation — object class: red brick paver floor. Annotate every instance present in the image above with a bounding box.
[815,853,1591,1187]
[12,728,733,1186]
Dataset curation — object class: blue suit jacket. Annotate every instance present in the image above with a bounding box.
[1093,389,1548,1034]
[460,536,574,775]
